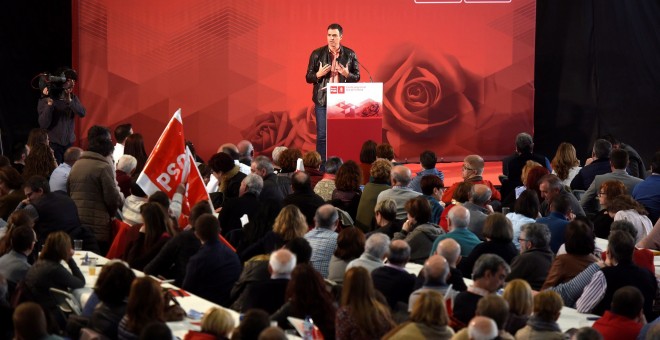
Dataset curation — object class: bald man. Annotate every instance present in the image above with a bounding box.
[441,155,501,205]
[377,165,422,220]
[305,204,339,277]
[468,316,498,340]
[372,239,416,311]
[436,238,468,292]
[243,249,296,313]
[407,255,450,310]
[237,140,254,166]
[430,205,481,257]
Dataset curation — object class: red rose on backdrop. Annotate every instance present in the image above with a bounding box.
[242,107,317,157]
[376,45,480,159]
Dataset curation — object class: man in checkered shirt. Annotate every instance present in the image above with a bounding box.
[304,204,339,277]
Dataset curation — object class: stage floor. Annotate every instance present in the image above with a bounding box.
[405,161,503,187]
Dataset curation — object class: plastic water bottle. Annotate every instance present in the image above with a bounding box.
[303,315,314,340]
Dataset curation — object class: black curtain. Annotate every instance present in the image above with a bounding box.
[0,0,71,157]
[535,0,660,165]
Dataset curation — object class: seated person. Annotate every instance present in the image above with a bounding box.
[506,223,554,291]
[592,286,645,340]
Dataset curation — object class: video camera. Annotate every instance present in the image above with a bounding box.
[32,68,78,100]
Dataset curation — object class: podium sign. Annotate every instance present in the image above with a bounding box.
[326,83,383,162]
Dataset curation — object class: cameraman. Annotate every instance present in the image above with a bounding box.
[37,68,86,164]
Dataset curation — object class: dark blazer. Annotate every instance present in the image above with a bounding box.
[459,241,518,279]
[143,229,201,286]
[371,265,416,310]
[570,158,611,190]
[224,171,247,200]
[183,239,241,307]
[282,190,326,227]
[218,192,259,236]
[32,191,81,242]
[260,173,285,204]
[242,278,289,314]
[502,152,549,198]
[507,247,554,291]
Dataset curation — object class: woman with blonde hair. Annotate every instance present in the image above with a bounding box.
[240,205,307,261]
[118,276,166,340]
[383,290,453,339]
[515,290,564,340]
[24,231,85,330]
[551,142,581,186]
[502,279,533,335]
[336,267,395,339]
[184,307,235,340]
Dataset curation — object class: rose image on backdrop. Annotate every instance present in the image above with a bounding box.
[242,46,531,161]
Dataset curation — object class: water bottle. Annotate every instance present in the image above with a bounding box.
[303,315,314,340]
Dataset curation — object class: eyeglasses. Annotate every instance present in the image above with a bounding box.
[597,192,606,197]
[518,238,528,243]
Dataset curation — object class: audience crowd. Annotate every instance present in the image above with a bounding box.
[1,127,660,340]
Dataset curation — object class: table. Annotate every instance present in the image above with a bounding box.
[71,252,243,339]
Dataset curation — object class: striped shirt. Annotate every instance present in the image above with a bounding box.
[547,262,600,308]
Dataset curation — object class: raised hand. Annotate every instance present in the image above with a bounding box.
[316,61,331,78]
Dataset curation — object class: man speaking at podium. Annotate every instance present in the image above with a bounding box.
[306,23,360,164]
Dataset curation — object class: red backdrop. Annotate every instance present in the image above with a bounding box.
[76,0,535,161]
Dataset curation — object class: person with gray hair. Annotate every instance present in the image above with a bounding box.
[250,155,285,204]
[371,240,415,310]
[539,174,585,217]
[506,223,554,290]
[218,174,263,237]
[467,316,499,340]
[271,146,288,172]
[242,248,296,313]
[408,255,451,311]
[441,154,502,205]
[376,165,422,220]
[501,132,550,199]
[346,232,390,274]
[368,198,398,238]
[571,138,613,191]
[305,204,339,277]
[114,154,137,197]
[462,184,493,239]
[314,156,343,201]
[430,205,480,257]
[453,254,510,325]
[49,146,83,193]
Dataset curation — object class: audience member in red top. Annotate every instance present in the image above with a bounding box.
[359,140,377,185]
[441,155,501,206]
[592,286,645,340]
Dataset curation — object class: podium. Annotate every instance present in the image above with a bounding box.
[326,82,383,162]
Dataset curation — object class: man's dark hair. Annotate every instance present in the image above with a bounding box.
[472,254,509,280]
[189,201,213,228]
[194,214,220,242]
[515,133,534,154]
[221,146,240,161]
[87,125,111,141]
[610,149,629,170]
[114,123,132,143]
[327,23,343,36]
[233,309,270,340]
[420,175,443,196]
[88,136,114,157]
[593,139,613,159]
[611,286,644,319]
[11,226,35,253]
[291,171,311,193]
[12,144,27,162]
[651,151,660,174]
[608,230,634,263]
[420,150,437,169]
[285,237,312,264]
[325,156,343,175]
[550,195,571,215]
[94,262,136,305]
[514,190,540,219]
[600,133,620,147]
[25,175,51,195]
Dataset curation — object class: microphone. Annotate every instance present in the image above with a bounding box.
[354,58,374,82]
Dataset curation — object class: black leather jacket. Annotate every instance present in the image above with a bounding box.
[305,45,360,107]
